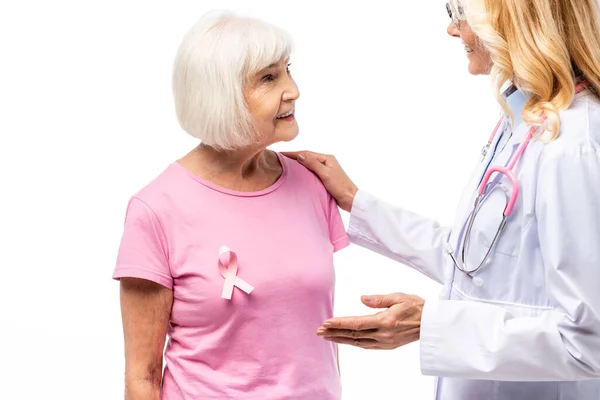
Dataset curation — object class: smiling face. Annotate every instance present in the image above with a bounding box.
[446,1,493,75]
[244,58,300,146]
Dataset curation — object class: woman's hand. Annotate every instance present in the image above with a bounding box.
[282,151,358,212]
[316,293,424,350]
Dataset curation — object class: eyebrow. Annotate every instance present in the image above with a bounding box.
[252,61,290,80]
[263,60,290,70]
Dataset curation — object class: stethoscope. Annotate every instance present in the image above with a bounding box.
[446,81,591,280]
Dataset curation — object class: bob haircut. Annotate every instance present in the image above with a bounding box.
[172,11,294,150]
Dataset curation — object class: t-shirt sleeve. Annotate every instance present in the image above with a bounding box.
[112,196,173,289]
[327,194,350,253]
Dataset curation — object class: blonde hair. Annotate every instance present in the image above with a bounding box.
[463,0,600,138]
[172,10,293,150]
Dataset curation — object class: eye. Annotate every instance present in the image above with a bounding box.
[261,74,276,83]
[287,63,292,74]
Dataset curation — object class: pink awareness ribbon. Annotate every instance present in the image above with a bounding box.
[218,246,254,300]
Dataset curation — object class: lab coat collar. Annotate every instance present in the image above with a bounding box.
[501,85,533,148]
[502,84,530,130]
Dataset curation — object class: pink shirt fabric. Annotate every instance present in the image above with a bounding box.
[113,153,349,399]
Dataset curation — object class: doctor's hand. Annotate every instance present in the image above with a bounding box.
[281,151,358,212]
[316,293,424,350]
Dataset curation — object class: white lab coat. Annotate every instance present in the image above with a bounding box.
[347,88,600,399]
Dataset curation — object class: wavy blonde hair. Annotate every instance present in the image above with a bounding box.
[463,0,600,138]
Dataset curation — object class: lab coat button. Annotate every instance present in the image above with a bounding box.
[472,277,484,286]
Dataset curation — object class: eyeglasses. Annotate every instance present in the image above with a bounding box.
[446,1,464,29]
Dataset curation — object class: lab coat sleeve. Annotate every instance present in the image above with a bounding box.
[347,190,449,284]
[419,144,600,381]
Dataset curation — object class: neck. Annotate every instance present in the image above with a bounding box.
[195,144,271,177]
[178,144,282,191]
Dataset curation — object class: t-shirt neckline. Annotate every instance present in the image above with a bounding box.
[172,152,288,197]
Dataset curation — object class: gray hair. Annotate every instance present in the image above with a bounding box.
[172,10,294,150]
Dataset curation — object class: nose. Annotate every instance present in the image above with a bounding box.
[447,21,460,37]
[282,76,300,102]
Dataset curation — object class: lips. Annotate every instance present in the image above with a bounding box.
[276,108,294,119]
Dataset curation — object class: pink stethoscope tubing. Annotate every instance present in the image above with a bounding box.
[449,81,590,277]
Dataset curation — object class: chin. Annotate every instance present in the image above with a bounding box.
[468,61,492,76]
[276,126,299,143]
[260,125,299,147]
[468,67,487,75]
[281,131,299,143]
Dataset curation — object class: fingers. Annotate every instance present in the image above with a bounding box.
[320,327,420,350]
[280,151,304,160]
[323,336,380,349]
[361,293,407,309]
[317,327,378,340]
[322,314,381,331]
[281,151,328,163]
[302,155,332,176]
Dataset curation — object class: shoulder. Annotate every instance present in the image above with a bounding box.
[540,92,600,170]
[534,94,600,192]
[279,153,336,219]
[127,163,187,215]
[539,93,600,163]
[280,153,329,197]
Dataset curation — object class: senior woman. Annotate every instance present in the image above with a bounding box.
[286,0,600,398]
[112,11,348,400]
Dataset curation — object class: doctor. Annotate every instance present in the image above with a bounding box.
[285,0,600,398]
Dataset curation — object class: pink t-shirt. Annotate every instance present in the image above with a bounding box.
[113,153,349,399]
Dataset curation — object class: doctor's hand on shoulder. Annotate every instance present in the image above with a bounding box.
[282,151,358,213]
[317,293,425,350]
[283,151,425,350]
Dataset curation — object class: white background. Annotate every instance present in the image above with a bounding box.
[0,1,500,399]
